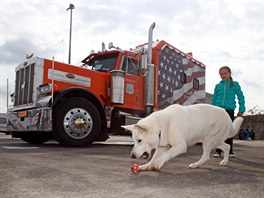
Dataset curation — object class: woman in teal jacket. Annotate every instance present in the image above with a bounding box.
[212,66,245,158]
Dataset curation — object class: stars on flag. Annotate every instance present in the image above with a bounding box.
[158,46,184,102]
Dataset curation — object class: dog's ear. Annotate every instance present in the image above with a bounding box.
[121,125,134,132]
[134,124,149,132]
[121,124,149,132]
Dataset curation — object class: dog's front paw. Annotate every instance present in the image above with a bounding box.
[138,164,148,171]
[219,160,228,166]
[151,160,165,170]
[139,164,157,171]
[139,164,152,171]
[188,163,199,169]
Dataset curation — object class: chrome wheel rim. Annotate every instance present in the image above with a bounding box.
[63,108,93,139]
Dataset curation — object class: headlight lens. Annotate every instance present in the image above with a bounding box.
[39,84,52,95]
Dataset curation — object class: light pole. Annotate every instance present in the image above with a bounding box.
[66,3,75,64]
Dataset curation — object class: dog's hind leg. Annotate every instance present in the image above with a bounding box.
[217,143,230,166]
[189,142,213,169]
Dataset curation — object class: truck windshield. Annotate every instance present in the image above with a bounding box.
[88,54,118,71]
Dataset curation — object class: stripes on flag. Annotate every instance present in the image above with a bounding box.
[158,45,205,108]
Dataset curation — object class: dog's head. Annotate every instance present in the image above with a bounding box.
[122,121,160,160]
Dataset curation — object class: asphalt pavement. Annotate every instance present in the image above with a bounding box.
[0,134,263,198]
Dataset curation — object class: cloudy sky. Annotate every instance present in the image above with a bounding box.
[0,0,263,113]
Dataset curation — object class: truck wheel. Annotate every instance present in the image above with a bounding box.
[53,98,101,147]
[20,132,53,144]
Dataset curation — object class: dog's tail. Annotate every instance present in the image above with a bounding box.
[228,117,244,138]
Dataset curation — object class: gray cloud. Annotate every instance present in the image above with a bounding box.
[1,38,36,65]
[1,37,58,65]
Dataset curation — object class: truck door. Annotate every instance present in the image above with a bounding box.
[121,56,144,111]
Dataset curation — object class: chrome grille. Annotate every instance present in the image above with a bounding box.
[14,63,35,106]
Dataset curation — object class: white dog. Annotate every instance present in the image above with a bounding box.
[122,104,243,170]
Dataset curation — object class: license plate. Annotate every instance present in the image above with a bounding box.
[18,111,28,117]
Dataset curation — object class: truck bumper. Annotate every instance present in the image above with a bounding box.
[0,107,52,132]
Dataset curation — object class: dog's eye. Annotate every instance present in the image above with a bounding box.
[138,139,142,143]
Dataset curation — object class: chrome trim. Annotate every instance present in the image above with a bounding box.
[145,22,156,108]
[6,107,52,131]
[147,22,155,65]
[13,57,45,111]
[110,70,125,104]
[51,57,55,105]
[48,69,91,87]
[63,107,92,139]
[36,96,52,107]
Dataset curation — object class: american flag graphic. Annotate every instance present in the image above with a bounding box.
[158,45,205,108]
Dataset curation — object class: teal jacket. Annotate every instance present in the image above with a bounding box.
[212,80,245,112]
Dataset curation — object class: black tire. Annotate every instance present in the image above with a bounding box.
[53,98,101,147]
[20,132,53,144]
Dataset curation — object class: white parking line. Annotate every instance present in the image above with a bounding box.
[2,146,39,149]
[95,141,134,145]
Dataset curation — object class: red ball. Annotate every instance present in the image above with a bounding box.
[131,164,139,173]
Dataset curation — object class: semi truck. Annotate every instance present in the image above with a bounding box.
[0,22,206,147]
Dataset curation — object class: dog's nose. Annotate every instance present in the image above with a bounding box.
[130,153,136,159]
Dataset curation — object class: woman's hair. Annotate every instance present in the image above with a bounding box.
[219,66,234,88]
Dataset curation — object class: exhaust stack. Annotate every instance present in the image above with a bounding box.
[147,22,155,65]
[145,22,155,115]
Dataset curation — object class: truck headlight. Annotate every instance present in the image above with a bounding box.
[39,84,52,96]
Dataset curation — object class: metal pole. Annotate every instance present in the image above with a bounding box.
[69,8,72,64]
[51,57,55,105]
[7,79,9,108]
[66,3,75,64]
